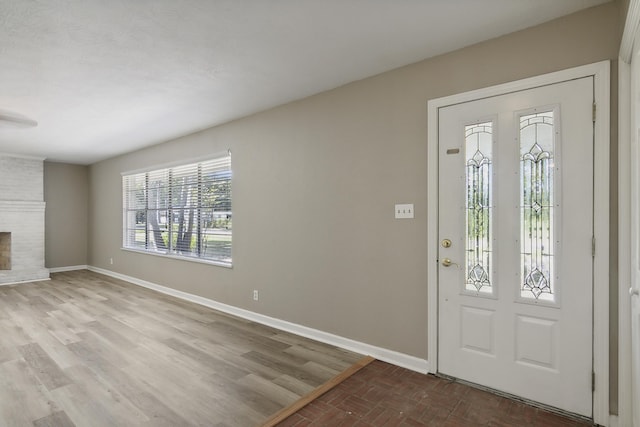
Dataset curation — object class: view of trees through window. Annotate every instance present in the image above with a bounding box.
[123,156,232,265]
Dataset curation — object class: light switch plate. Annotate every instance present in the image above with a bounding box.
[395,203,414,219]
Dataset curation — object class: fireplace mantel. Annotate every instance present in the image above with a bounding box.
[0,201,46,212]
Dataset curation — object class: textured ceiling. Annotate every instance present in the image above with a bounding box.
[0,0,609,164]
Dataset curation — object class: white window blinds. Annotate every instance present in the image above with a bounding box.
[123,155,232,266]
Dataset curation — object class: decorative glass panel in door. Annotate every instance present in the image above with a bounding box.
[519,111,557,303]
[465,122,493,295]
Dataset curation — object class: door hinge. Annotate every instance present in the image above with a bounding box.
[592,236,596,257]
[592,102,596,122]
[592,371,596,391]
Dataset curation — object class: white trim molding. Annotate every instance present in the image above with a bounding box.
[617,3,640,425]
[620,0,640,64]
[616,59,633,427]
[427,61,610,425]
[49,265,89,273]
[87,266,429,374]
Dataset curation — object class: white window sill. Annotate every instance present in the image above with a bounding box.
[121,247,232,269]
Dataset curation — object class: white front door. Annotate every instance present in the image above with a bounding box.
[437,77,594,417]
[630,27,640,427]
[631,127,640,427]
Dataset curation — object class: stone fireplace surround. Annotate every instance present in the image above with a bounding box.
[0,155,49,285]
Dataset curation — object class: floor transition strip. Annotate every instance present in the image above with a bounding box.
[261,356,376,426]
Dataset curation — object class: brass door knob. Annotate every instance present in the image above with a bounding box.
[442,258,454,267]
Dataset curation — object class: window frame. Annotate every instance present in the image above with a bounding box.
[121,153,232,268]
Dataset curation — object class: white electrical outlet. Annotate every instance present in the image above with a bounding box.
[253,290,259,301]
[395,203,414,219]
[110,258,113,265]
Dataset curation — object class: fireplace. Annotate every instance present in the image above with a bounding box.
[0,155,49,285]
[0,232,10,270]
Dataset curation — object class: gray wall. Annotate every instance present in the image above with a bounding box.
[88,2,621,360]
[44,162,89,269]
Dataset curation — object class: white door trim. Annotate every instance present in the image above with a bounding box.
[616,2,640,423]
[620,0,640,63]
[427,61,610,425]
[617,59,632,427]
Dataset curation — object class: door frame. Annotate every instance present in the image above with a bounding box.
[618,1,640,425]
[427,61,610,425]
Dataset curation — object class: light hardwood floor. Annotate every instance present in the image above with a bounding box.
[0,270,362,426]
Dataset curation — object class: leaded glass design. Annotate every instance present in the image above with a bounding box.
[520,111,555,302]
[465,122,493,294]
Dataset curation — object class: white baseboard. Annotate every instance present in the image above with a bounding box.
[87,265,429,374]
[49,265,89,273]
[0,277,51,287]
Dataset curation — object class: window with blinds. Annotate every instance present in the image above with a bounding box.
[122,155,232,266]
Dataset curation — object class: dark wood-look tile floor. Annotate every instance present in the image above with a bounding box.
[0,270,362,426]
[276,361,595,427]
